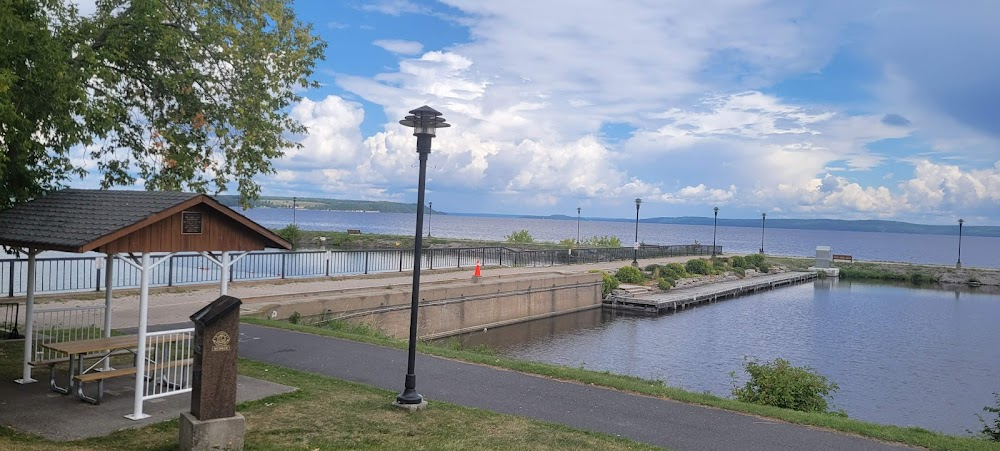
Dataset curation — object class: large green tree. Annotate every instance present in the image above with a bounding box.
[0,0,325,210]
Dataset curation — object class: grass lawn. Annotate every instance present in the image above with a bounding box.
[0,340,657,450]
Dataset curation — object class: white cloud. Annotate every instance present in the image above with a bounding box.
[373,39,424,55]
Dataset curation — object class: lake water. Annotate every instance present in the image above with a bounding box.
[243,209,1000,269]
[450,279,1000,436]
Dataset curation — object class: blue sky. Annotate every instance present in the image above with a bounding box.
[72,1,1000,224]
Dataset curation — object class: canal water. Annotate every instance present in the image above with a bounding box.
[449,280,1000,436]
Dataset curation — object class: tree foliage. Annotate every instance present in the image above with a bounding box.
[505,229,534,243]
[0,0,326,210]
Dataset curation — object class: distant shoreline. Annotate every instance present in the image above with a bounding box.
[217,195,999,238]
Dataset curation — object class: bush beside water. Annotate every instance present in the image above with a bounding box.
[731,357,842,415]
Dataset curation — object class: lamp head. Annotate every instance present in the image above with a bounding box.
[635,198,642,207]
[714,207,719,213]
[399,105,450,137]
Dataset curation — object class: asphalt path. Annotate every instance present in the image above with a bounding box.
[238,324,915,451]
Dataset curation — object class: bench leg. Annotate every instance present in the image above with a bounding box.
[75,378,103,405]
[48,364,69,395]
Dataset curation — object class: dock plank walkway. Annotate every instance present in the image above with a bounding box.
[605,271,816,313]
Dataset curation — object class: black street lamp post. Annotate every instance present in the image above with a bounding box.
[632,198,642,267]
[428,202,432,238]
[292,196,297,226]
[395,106,449,408]
[576,207,581,244]
[956,218,964,269]
[760,212,766,254]
[712,207,719,257]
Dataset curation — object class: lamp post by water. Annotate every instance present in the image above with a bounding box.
[292,196,297,226]
[956,218,964,269]
[395,106,449,409]
[712,207,719,258]
[759,212,766,254]
[632,198,642,267]
[576,207,581,245]
[428,202,432,238]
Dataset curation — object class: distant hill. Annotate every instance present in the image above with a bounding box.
[214,195,441,214]
[218,195,995,237]
[495,214,997,237]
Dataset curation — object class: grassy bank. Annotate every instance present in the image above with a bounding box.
[765,256,999,287]
[0,341,655,450]
[240,318,1000,451]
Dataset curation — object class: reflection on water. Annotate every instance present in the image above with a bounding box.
[444,280,1000,435]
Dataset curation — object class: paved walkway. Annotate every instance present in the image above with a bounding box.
[239,324,913,451]
[47,256,701,328]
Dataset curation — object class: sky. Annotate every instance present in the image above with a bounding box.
[70,1,1000,224]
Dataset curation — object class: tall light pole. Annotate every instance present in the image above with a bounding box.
[427,202,432,238]
[576,207,581,245]
[956,218,964,269]
[760,212,766,254]
[712,207,719,258]
[396,106,449,409]
[632,198,642,267]
[292,196,297,226]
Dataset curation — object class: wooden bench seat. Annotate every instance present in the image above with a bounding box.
[73,358,193,404]
[832,254,854,263]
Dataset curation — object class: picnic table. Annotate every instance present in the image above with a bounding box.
[41,334,191,404]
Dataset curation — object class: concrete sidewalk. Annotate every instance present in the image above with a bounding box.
[239,324,914,451]
[48,256,698,328]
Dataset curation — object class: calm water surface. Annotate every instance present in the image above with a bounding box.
[451,280,1000,435]
[244,209,1000,268]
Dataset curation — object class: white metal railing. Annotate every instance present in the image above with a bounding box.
[29,306,106,363]
[140,328,194,401]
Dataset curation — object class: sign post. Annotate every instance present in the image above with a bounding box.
[180,295,245,450]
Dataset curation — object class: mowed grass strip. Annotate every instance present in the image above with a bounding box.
[0,341,659,451]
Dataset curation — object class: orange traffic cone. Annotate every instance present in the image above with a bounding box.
[474,260,482,278]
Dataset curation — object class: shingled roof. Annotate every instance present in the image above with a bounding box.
[0,189,291,253]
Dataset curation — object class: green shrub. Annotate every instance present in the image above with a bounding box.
[559,238,577,247]
[663,263,687,279]
[733,267,746,277]
[744,253,765,267]
[644,264,661,272]
[582,235,622,247]
[731,255,747,268]
[506,229,535,243]
[601,273,620,297]
[759,264,770,273]
[657,278,673,290]
[976,392,1000,441]
[731,358,840,414]
[685,259,710,275]
[615,266,644,284]
[276,224,302,249]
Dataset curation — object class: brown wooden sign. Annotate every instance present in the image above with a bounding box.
[181,211,203,234]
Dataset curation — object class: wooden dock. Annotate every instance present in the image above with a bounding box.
[604,271,817,314]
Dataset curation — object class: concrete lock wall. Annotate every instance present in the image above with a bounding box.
[247,272,603,339]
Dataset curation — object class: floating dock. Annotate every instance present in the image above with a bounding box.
[604,271,817,314]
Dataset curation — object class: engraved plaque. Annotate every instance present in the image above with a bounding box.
[182,211,203,234]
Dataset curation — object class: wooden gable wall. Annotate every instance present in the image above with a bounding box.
[97,204,271,254]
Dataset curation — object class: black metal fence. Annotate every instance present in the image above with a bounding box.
[1,302,20,338]
[1,244,719,297]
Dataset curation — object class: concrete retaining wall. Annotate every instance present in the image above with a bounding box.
[245,272,603,339]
